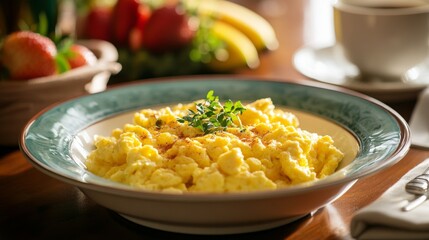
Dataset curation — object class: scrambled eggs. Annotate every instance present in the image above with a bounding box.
[86,98,344,193]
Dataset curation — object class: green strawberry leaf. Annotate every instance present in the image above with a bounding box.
[56,38,73,55]
[55,54,71,74]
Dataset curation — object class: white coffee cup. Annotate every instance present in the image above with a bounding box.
[333,0,429,81]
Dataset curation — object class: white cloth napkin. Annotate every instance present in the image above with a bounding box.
[350,158,429,239]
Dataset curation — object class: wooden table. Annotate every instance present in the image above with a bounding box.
[1,1,428,239]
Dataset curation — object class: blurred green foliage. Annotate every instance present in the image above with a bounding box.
[0,0,58,38]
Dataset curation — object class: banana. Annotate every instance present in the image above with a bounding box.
[197,0,279,51]
[207,21,260,71]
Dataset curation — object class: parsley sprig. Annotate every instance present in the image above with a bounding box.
[177,90,246,134]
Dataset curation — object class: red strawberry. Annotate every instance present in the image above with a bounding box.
[128,4,151,51]
[83,6,113,41]
[111,0,140,46]
[67,44,97,69]
[0,31,57,80]
[143,5,197,53]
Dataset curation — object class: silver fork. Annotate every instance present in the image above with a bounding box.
[402,167,429,211]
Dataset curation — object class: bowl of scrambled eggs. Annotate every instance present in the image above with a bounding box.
[20,77,410,234]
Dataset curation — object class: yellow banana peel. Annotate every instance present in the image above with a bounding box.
[207,21,260,72]
[198,0,279,51]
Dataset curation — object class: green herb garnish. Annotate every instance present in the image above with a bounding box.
[177,90,246,134]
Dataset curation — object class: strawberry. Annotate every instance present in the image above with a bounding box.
[142,5,197,53]
[83,6,113,41]
[67,44,97,69]
[128,4,151,51]
[0,31,57,80]
[110,0,140,46]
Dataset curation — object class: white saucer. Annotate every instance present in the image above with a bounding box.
[293,45,429,102]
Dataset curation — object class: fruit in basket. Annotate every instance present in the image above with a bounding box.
[0,30,100,80]
[67,44,98,69]
[142,4,197,53]
[0,31,57,80]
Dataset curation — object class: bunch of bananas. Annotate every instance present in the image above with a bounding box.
[195,0,278,71]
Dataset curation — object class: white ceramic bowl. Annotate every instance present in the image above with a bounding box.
[0,40,122,146]
[20,77,410,235]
